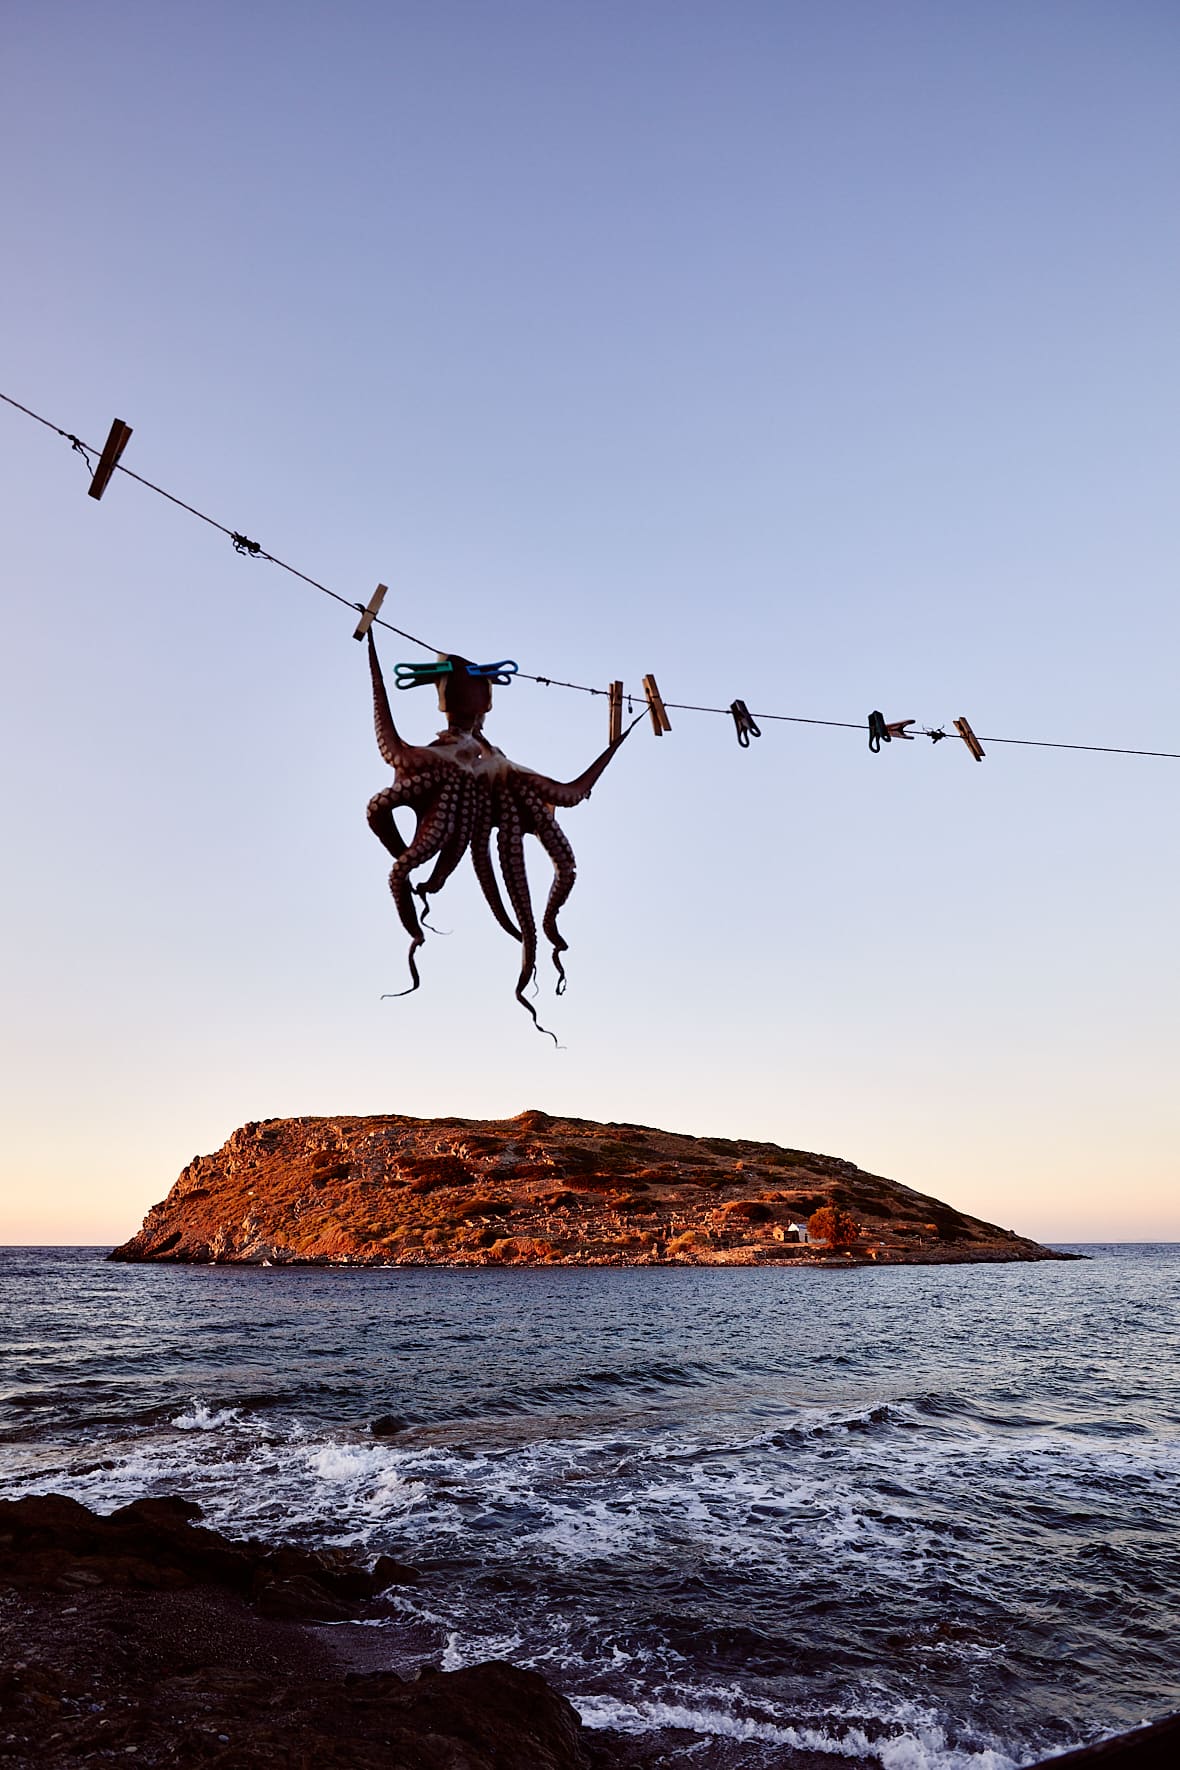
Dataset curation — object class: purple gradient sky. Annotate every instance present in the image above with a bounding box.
[1,1,1177,1243]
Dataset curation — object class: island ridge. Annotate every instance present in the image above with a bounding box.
[111,1110,1063,1266]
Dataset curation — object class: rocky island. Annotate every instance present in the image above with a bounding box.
[111,1110,1063,1266]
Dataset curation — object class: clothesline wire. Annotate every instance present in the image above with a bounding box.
[0,391,444,659]
[4,388,1178,762]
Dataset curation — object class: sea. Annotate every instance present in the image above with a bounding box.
[1,1246,1178,1769]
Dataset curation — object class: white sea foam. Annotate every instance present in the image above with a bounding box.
[1,1411,993,1599]
[16,1398,1174,1650]
[441,1626,525,1670]
[172,1400,240,1431]
[575,1693,1022,1770]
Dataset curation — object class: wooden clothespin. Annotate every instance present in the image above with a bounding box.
[87,418,132,500]
[953,716,985,761]
[642,673,671,737]
[352,583,388,641]
[608,681,624,744]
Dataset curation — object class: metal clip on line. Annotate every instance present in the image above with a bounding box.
[868,711,915,753]
[729,700,761,748]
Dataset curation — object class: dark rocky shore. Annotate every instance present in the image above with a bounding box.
[2,1495,1173,1770]
[0,1494,593,1769]
[111,1109,1067,1268]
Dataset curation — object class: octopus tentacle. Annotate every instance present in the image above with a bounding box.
[513,727,632,810]
[495,790,558,1042]
[368,753,462,862]
[367,632,417,772]
[366,785,412,860]
[470,777,521,942]
[516,781,576,994]
[415,775,475,928]
[383,780,463,994]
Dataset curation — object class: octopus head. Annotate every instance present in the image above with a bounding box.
[437,656,493,735]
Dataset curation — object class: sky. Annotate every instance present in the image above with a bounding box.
[1,1,1177,1244]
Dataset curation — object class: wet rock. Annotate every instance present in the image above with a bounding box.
[372,1553,420,1587]
[253,1574,353,1621]
[369,1413,407,1437]
[0,1495,389,1611]
[0,1494,594,1767]
[0,1605,592,1770]
[1032,1713,1180,1768]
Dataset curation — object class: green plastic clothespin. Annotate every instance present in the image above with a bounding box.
[394,660,454,690]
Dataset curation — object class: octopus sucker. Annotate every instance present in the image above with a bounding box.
[415,776,476,930]
[384,787,460,989]
[365,632,631,1030]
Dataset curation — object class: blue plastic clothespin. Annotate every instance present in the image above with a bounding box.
[466,659,518,685]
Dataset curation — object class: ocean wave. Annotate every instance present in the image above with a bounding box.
[574,1692,1026,1770]
[432,1357,729,1420]
[172,1400,240,1431]
[14,1399,1179,1595]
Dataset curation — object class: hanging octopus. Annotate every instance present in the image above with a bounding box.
[364,633,632,1036]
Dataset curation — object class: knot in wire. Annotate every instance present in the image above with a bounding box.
[231,532,261,556]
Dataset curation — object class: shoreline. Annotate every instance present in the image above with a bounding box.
[1,1493,1172,1769]
[0,1493,597,1769]
[108,1249,1083,1266]
[108,1250,1085,1267]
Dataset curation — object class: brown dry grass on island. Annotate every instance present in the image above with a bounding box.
[111,1110,1065,1267]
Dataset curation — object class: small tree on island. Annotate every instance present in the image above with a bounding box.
[807,1205,861,1248]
